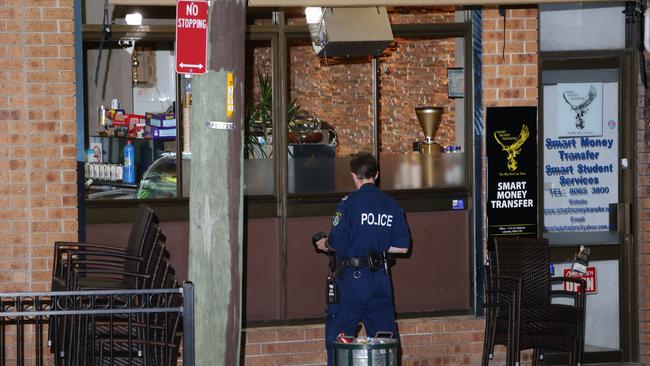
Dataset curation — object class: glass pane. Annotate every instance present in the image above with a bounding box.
[286,36,467,194]
[83,0,111,25]
[551,259,620,352]
[542,69,620,245]
[172,40,276,198]
[133,44,178,201]
[378,152,465,190]
[287,39,372,194]
[379,37,464,153]
[289,39,373,155]
[540,3,625,51]
[378,36,466,191]
[84,41,179,201]
[286,153,465,194]
[244,39,275,196]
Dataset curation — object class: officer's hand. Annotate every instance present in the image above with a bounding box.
[316,238,329,252]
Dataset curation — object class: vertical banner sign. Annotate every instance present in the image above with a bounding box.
[176,0,208,75]
[486,107,538,237]
[544,82,616,233]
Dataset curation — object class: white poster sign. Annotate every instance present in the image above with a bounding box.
[556,82,603,137]
[543,82,617,233]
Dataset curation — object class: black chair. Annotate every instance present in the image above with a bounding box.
[51,204,159,291]
[66,226,166,291]
[96,284,183,366]
[49,205,159,362]
[482,249,519,366]
[74,241,177,363]
[79,266,181,366]
[482,237,587,366]
[60,230,169,364]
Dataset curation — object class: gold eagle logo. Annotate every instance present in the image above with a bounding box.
[494,124,529,172]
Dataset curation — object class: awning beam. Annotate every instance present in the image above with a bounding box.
[248,0,617,6]
[110,0,618,6]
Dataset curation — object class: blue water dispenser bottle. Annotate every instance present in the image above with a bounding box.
[123,140,136,184]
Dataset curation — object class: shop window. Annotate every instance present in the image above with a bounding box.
[179,38,276,198]
[284,35,467,195]
[82,3,186,201]
[84,40,180,200]
[377,36,466,191]
[286,39,372,194]
[243,39,275,196]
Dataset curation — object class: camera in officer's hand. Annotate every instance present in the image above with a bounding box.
[312,232,328,251]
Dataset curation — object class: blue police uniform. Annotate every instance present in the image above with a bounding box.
[325,183,410,366]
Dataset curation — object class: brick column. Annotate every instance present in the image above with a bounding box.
[0,2,77,293]
[637,56,650,365]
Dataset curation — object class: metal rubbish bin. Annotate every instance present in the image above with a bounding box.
[333,338,398,366]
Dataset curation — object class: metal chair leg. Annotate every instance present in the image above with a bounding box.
[482,310,494,366]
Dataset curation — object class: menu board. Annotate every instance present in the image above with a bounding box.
[543,82,618,233]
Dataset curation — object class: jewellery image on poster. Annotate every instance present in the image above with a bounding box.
[556,82,603,137]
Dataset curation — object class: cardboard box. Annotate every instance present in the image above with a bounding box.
[144,125,176,140]
[147,112,176,128]
[112,114,146,137]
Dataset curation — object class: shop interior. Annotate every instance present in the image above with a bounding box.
[81,4,470,201]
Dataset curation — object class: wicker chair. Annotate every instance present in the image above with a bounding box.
[482,247,519,366]
[482,237,587,366]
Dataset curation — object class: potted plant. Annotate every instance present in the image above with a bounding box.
[245,69,302,159]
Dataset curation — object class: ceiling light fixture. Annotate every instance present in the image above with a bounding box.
[125,12,143,26]
[305,7,323,24]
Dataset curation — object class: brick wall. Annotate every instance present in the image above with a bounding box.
[482,8,538,107]
[0,1,77,293]
[242,317,534,365]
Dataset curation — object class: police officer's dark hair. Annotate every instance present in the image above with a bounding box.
[350,152,378,179]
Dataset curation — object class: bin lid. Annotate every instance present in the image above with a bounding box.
[333,338,398,350]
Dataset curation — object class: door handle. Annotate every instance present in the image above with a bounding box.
[617,202,631,236]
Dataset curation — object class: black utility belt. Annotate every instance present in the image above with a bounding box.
[337,257,372,268]
[335,251,389,274]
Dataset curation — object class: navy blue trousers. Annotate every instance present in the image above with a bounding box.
[325,268,398,366]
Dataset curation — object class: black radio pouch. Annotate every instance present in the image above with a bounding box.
[326,275,338,304]
[367,250,382,272]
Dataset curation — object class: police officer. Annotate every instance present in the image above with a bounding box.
[316,152,410,366]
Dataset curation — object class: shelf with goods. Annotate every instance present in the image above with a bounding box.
[82,21,188,200]
[85,134,177,199]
